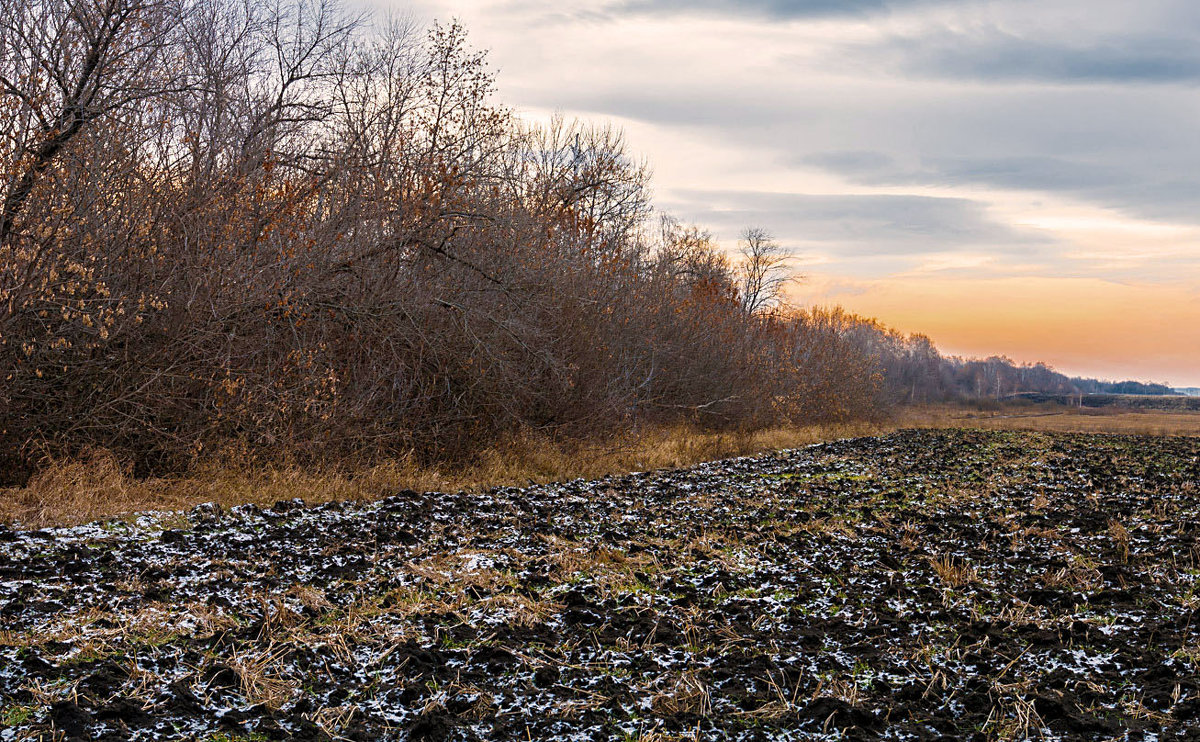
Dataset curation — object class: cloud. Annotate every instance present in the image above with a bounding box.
[524,88,806,131]
[805,152,1114,191]
[542,75,1200,227]
[663,189,1051,258]
[802,151,1130,195]
[605,0,938,21]
[803,151,898,177]
[802,147,1200,226]
[875,29,1200,85]
[922,156,1126,191]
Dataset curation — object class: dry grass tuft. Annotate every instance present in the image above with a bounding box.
[229,642,295,710]
[651,671,712,717]
[1108,519,1131,563]
[982,688,1047,741]
[308,705,360,739]
[11,448,139,525]
[1040,564,1103,594]
[929,555,979,588]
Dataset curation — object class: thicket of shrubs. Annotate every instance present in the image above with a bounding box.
[0,1,1164,483]
[0,1,894,481]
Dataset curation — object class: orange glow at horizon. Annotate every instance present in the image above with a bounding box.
[800,275,1200,387]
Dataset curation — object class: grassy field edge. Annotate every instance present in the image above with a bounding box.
[4,404,1200,529]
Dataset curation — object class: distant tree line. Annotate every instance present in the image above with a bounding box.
[822,318,1176,403]
[1068,378,1174,396]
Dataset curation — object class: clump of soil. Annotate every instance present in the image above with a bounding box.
[1,429,1198,740]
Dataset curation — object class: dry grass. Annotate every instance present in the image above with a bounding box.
[228,642,296,710]
[1108,519,1132,563]
[0,420,892,528]
[4,405,1197,529]
[651,671,712,716]
[929,555,979,588]
[912,404,1200,437]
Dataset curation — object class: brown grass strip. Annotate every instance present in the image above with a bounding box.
[4,405,1198,529]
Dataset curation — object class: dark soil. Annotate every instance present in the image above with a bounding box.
[2,429,1199,740]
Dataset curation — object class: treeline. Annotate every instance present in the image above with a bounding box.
[0,1,889,480]
[1069,379,1174,396]
[828,318,1175,402]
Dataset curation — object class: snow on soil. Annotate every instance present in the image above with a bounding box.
[1,429,1198,740]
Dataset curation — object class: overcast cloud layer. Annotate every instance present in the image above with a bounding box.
[370,0,1200,384]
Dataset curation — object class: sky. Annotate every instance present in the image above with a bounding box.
[368,0,1200,386]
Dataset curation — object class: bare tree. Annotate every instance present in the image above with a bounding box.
[737,226,792,315]
[0,0,179,245]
